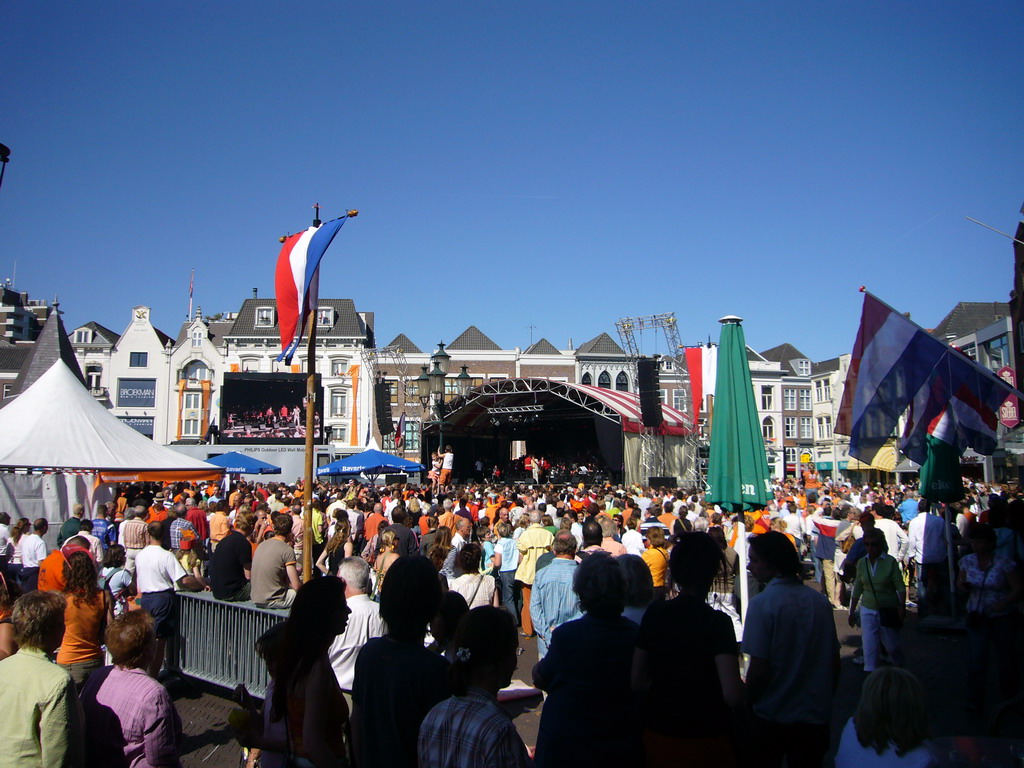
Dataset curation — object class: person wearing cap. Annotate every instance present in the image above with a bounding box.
[39,537,93,593]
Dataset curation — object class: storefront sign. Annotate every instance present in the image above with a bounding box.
[998,366,1019,429]
[117,378,157,408]
[118,416,154,437]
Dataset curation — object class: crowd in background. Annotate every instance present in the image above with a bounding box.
[0,469,1021,766]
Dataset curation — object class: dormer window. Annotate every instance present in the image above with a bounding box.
[317,308,334,328]
[74,329,92,344]
[796,359,811,377]
[191,328,204,347]
[255,307,275,327]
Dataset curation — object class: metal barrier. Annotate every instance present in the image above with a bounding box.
[168,592,289,699]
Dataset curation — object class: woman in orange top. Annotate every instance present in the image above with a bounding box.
[58,550,114,688]
[642,527,672,600]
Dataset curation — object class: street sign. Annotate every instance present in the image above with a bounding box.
[997,366,1019,429]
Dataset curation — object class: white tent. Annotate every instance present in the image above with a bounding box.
[0,360,222,482]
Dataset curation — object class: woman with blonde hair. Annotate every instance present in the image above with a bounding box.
[642,527,671,600]
[373,528,400,599]
[427,526,453,573]
[835,667,933,767]
[316,517,352,576]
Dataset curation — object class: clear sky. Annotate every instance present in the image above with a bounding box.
[3,3,1022,362]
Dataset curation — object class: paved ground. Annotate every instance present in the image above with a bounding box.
[175,605,1024,768]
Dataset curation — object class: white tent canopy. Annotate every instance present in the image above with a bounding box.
[0,360,222,480]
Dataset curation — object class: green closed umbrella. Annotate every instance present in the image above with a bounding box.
[918,435,965,504]
[706,315,773,513]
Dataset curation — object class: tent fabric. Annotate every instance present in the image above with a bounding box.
[572,382,692,434]
[317,449,424,477]
[0,360,223,479]
[205,452,282,475]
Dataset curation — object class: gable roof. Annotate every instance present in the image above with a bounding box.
[226,298,367,340]
[173,320,236,347]
[384,333,422,354]
[8,309,85,400]
[577,332,624,355]
[525,338,560,355]
[74,321,120,345]
[448,326,501,351]
[746,347,768,362]
[812,356,841,375]
[760,343,809,362]
[929,301,1010,341]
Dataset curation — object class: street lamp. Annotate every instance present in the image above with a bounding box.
[432,341,451,375]
[455,364,471,397]
[415,365,430,408]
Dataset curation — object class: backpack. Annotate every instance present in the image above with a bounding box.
[361,534,379,567]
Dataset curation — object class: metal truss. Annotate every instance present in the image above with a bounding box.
[459,378,623,425]
[486,405,545,414]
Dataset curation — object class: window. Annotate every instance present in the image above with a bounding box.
[2,383,11,399]
[331,359,347,376]
[673,389,687,411]
[760,386,774,411]
[85,364,102,390]
[402,419,421,452]
[598,371,611,388]
[960,343,977,360]
[762,417,775,442]
[129,352,148,368]
[241,359,258,372]
[798,390,811,410]
[182,360,211,381]
[74,329,91,344]
[796,360,811,377]
[255,307,275,327]
[661,358,674,371]
[785,447,798,464]
[815,380,831,402]
[800,417,813,439]
[784,417,797,438]
[986,334,1009,372]
[317,308,334,327]
[387,380,399,405]
[615,371,629,392]
[191,328,204,347]
[783,389,797,410]
[331,390,348,417]
[184,392,201,409]
[581,372,592,386]
[183,418,201,437]
[334,424,348,443]
[659,389,667,404]
[817,416,832,440]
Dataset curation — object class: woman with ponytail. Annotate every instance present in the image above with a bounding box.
[417,607,530,768]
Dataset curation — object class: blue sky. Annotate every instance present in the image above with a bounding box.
[3,2,1022,361]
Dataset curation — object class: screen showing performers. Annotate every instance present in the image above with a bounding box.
[219,373,323,444]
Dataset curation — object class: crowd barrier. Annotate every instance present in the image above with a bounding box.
[168,592,289,699]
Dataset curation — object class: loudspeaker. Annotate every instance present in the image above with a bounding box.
[374,382,394,435]
[637,357,663,428]
[648,476,676,488]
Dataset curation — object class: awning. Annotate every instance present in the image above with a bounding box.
[893,458,920,474]
[815,461,848,471]
[847,444,898,472]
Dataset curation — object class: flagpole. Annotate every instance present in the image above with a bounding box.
[303,306,317,583]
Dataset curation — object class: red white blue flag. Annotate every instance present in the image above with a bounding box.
[395,412,406,450]
[274,214,353,364]
[836,291,1023,465]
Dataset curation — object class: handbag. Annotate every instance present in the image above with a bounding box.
[865,557,903,629]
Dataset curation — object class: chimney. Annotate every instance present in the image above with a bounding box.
[253,288,258,299]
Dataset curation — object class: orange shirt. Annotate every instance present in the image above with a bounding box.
[148,506,168,523]
[38,550,68,592]
[657,512,677,530]
[363,512,386,541]
[210,512,231,543]
[56,593,105,664]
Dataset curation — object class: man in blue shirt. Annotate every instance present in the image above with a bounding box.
[530,531,583,657]
[897,491,920,524]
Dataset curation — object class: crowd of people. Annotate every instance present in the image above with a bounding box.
[0,470,1021,766]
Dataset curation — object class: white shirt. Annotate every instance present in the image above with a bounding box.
[874,517,909,561]
[621,529,645,557]
[906,513,947,564]
[79,532,104,563]
[135,544,187,593]
[328,593,385,691]
[20,533,47,568]
[441,451,454,470]
[0,523,10,558]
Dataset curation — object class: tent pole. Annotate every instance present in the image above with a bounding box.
[302,309,317,584]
